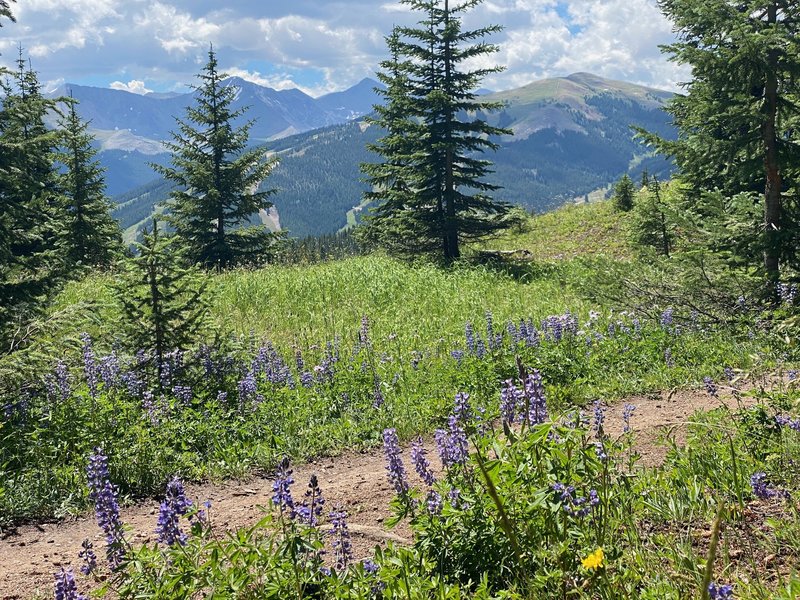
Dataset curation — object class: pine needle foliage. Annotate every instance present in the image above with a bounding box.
[155,47,280,271]
[640,0,800,279]
[0,0,14,26]
[56,97,122,270]
[116,219,208,385]
[361,0,514,263]
[0,52,66,348]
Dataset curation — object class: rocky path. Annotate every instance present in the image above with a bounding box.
[0,387,751,599]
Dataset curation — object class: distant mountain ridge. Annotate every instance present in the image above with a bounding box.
[107,72,677,241]
[48,76,384,143]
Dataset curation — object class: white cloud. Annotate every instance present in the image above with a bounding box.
[109,79,153,94]
[0,0,685,94]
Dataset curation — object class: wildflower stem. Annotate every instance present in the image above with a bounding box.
[700,501,725,600]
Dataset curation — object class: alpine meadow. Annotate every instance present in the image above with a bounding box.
[2,0,800,599]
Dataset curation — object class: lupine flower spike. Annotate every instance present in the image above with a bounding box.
[86,448,126,570]
[54,568,86,600]
[382,428,409,496]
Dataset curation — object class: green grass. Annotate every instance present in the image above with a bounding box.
[487,200,631,261]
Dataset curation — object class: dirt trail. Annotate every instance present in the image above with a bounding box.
[0,387,752,599]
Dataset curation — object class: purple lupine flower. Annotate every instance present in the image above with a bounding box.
[54,568,86,600]
[362,559,379,574]
[622,404,636,434]
[329,509,353,570]
[99,353,121,390]
[435,417,468,468]
[664,347,674,367]
[724,367,735,382]
[78,539,97,575]
[594,442,608,462]
[776,414,800,431]
[453,392,473,425]
[272,457,296,517]
[172,385,193,405]
[500,379,522,425]
[660,308,674,328]
[382,428,409,496]
[524,370,548,426]
[300,371,314,388]
[216,391,228,403]
[486,311,497,350]
[141,391,161,424]
[750,472,779,500]
[372,377,384,409]
[465,322,476,355]
[450,350,464,366]
[426,489,443,515]
[516,320,528,344]
[525,322,540,347]
[551,483,599,518]
[296,474,325,526]
[506,320,518,343]
[704,376,718,398]
[155,476,193,545]
[447,488,462,508]
[359,315,371,347]
[81,333,99,399]
[708,582,734,599]
[87,448,125,570]
[592,400,605,438]
[155,503,181,546]
[475,337,486,359]
[295,348,305,373]
[52,361,71,402]
[237,370,263,411]
[789,370,798,382]
[410,438,436,486]
[778,283,798,306]
[120,368,144,398]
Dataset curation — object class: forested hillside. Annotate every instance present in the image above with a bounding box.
[111,73,676,240]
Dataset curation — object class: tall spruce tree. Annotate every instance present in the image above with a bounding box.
[0,52,65,347]
[361,0,513,263]
[360,29,430,255]
[116,218,208,385]
[56,97,122,269]
[155,47,279,271]
[642,0,800,280]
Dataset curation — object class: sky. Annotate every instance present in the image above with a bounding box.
[0,0,688,97]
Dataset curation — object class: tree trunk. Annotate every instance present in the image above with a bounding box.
[762,2,782,282]
[442,0,460,262]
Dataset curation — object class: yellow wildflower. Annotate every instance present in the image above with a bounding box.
[581,547,605,570]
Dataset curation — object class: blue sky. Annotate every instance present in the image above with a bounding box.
[0,0,686,97]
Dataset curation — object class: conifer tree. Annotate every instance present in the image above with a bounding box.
[642,0,800,280]
[116,219,208,385]
[0,52,65,347]
[56,97,122,269]
[155,47,279,271]
[631,179,675,258]
[613,174,635,212]
[361,0,513,263]
[360,29,429,255]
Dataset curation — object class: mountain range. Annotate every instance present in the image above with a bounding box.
[52,72,677,240]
